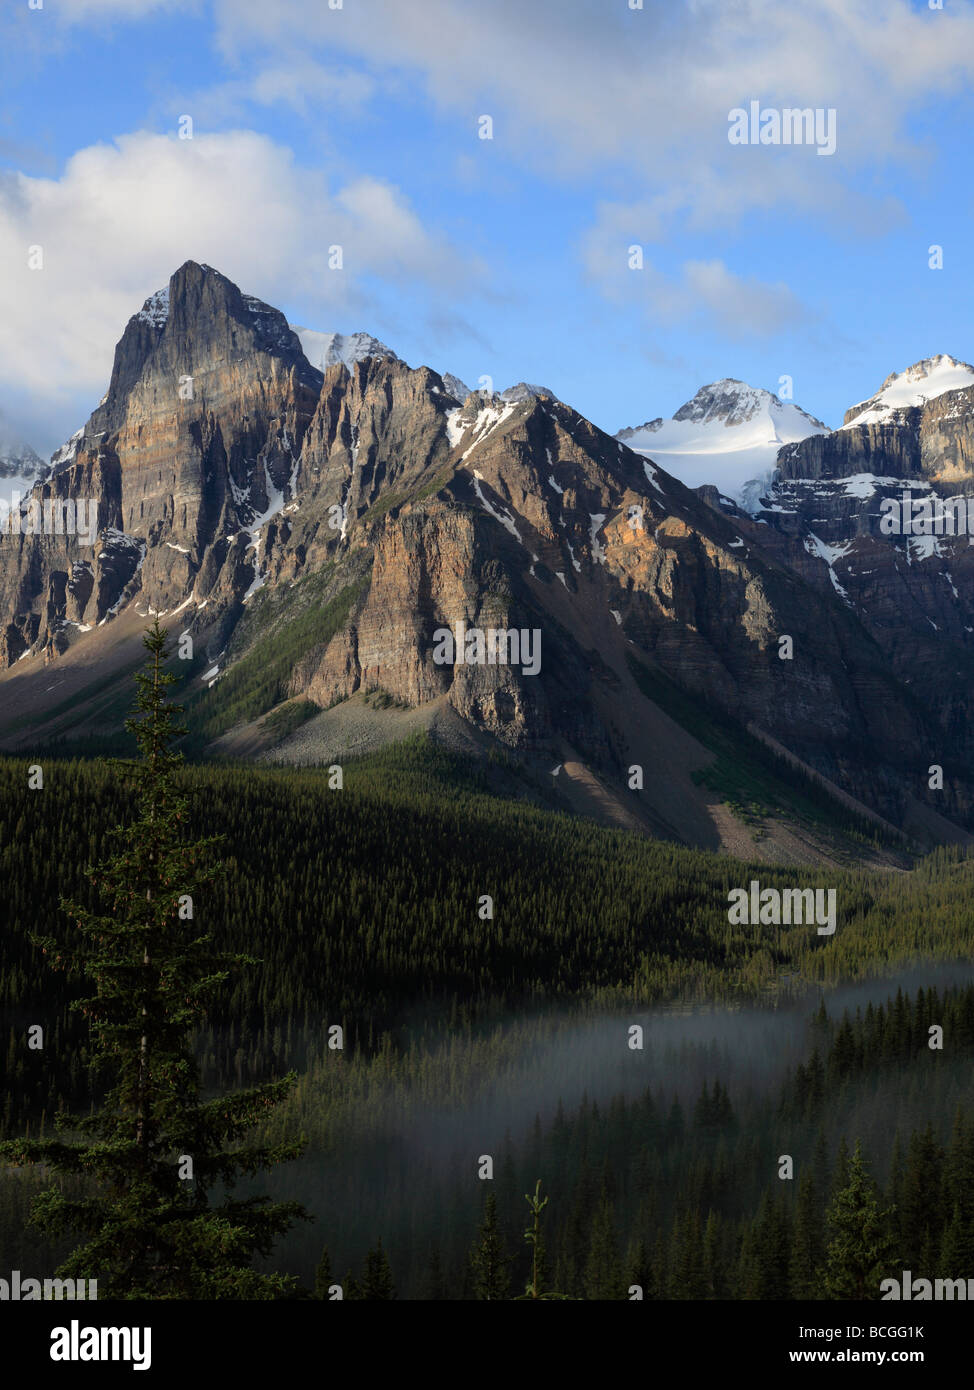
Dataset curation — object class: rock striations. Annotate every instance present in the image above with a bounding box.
[2,264,973,840]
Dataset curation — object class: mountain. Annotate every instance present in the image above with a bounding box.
[617,379,828,511]
[441,372,471,400]
[500,382,559,404]
[0,413,47,517]
[841,354,974,429]
[719,355,974,801]
[1,262,971,858]
[293,329,399,373]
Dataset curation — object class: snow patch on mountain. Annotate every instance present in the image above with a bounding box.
[617,380,828,512]
[842,355,974,429]
[448,402,518,461]
[293,329,399,373]
[470,470,523,544]
[0,412,47,517]
[804,533,854,602]
[50,426,85,474]
[137,286,170,329]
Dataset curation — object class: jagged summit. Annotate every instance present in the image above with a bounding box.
[1,259,972,846]
[133,264,558,411]
[0,410,46,515]
[673,379,825,431]
[294,329,399,373]
[440,372,470,400]
[126,262,314,366]
[499,382,558,403]
[842,354,974,429]
[616,379,827,509]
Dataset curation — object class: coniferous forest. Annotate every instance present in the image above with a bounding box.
[6,4,974,1374]
[2,631,974,1306]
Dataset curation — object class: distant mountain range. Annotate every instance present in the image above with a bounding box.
[3,260,974,859]
[0,411,47,518]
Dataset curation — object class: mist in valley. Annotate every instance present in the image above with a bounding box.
[259,960,974,1293]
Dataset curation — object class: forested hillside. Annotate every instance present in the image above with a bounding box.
[3,740,974,1136]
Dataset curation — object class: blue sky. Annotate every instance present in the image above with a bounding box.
[1,0,973,455]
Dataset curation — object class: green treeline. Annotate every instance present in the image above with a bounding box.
[7,980,974,1296]
[1,740,974,1138]
[2,739,974,1295]
[293,985,974,1298]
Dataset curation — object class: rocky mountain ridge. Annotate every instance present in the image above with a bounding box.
[2,262,972,851]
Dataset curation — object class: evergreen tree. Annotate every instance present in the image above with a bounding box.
[791,1172,825,1299]
[0,620,307,1298]
[897,1125,944,1274]
[669,1208,707,1299]
[583,1192,626,1300]
[939,1203,974,1279]
[750,1190,792,1300]
[360,1238,395,1299]
[942,1109,974,1266]
[830,1136,851,1200]
[702,1210,727,1299]
[823,1141,896,1300]
[313,1245,335,1300]
[627,1237,654,1301]
[736,1217,761,1300]
[469,1191,511,1300]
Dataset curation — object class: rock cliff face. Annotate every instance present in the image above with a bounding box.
[1,266,970,836]
[0,262,323,663]
[734,361,974,796]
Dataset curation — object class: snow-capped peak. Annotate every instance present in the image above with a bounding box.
[50,427,85,472]
[842,354,974,429]
[441,372,472,400]
[136,286,170,329]
[671,379,825,431]
[499,382,558,403]
[0,410,48,517]
[616,379,828,512]
[293,329,399,373]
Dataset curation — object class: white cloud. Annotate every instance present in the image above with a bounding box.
[48,0,196,19]
[681,260,806,337]
[0,129,475,436]
[582,220,807,338]
[210,0,974,225]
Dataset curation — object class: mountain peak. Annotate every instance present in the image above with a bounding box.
[499,382,558,403]
[616,378,828,509]
[843,354,974,428]
[671,379,825,432]
[878,353,972,392]
[293,329,398,373]
[0,408,47,514]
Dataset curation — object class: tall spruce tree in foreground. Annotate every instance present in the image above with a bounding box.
[823,1141,896,1300]
[0,619,308,1298]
